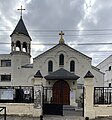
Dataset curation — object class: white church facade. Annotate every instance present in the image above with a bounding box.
[0,15,104,108]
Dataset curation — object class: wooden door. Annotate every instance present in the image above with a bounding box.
[53,80,70,105]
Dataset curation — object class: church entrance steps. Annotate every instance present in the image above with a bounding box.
[63,105,75,111]
[63,105,83,116]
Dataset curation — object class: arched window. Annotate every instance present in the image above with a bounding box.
[16,41,21,51]
[48,60,53,72]
[23,42,27,52]
[59,54,64,65]
[70,60,75,72]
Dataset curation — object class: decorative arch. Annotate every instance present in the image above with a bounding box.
[59,54,64,65]
[48,60,53,73]
[70,60,75,72]
[66,57,79,63]
[23,42,27,52]
[55,50,68,56]
[44,57,57,64]
[16,41,21,51]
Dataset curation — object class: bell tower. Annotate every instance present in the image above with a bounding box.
[10,16,31,56]
[10,6,31,66]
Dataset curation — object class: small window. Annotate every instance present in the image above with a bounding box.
[1,75,11,82]
[48,61,53,73]
[70,60,75,72]
[1,60,11,67]
[109,83,111,87]
[59,54,64,66]
[109,66,111,71]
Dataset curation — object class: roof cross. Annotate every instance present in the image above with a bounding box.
[59,31,64,40]
[17,5,25,18]
[59,31,65,44]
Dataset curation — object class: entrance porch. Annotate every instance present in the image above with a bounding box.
[43,68,80,115]
[44,68,79,105]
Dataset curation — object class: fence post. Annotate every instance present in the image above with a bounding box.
[32,70,43,117]
[84,71,95,119]
[4,107,6,120]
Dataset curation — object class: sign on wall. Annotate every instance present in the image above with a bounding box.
[0,89,14,100]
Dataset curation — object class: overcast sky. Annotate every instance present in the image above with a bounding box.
[0,0,112,66]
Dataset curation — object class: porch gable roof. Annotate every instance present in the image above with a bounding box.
[44,68,79,80]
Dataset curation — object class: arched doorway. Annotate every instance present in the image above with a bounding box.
[52,80,70,105]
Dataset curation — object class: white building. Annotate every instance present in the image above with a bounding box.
[97,55,112,87]
[0,16,104,106]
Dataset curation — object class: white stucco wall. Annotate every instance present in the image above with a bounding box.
[0,103,41,117]
[0,54,13,86]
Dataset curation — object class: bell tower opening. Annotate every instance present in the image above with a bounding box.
[16,41,21,51]
[23,42,27,52]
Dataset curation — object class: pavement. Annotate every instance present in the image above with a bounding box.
[95,117,112,120]
[1,115,112,120]
[0,115,85,120]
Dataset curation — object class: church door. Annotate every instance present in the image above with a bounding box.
[52,80,70,105]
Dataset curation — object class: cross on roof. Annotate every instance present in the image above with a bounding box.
[17,5,25,18]
[59,31,64,44]
[59,31,64,40]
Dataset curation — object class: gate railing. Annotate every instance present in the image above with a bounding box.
[94,87,112,104]
[43,87,52,104]
[0,107,6,120]
[0,86,34,103]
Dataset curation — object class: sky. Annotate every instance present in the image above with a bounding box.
[0,0,112,66]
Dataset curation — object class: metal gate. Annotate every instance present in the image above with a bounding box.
[42,86,63,115]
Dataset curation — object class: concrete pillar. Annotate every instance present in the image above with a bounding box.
[14,43,16,51]
[21,43,22,51]
[84,71,95,119]
[32,70,43,117]
[27,44,30,54]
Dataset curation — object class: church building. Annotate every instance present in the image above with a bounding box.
[97,55,112,87]
[0,12,104,108]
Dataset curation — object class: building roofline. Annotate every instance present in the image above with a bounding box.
[92,65,105,74]
[96,55,112,67]
[33,43,92,61]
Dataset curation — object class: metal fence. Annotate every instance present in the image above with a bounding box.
[94,87,112,104]
[0,107,6,120]
[0,86,34,103]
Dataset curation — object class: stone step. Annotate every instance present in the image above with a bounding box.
[63,105,75,111]
[63,105,83,116]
